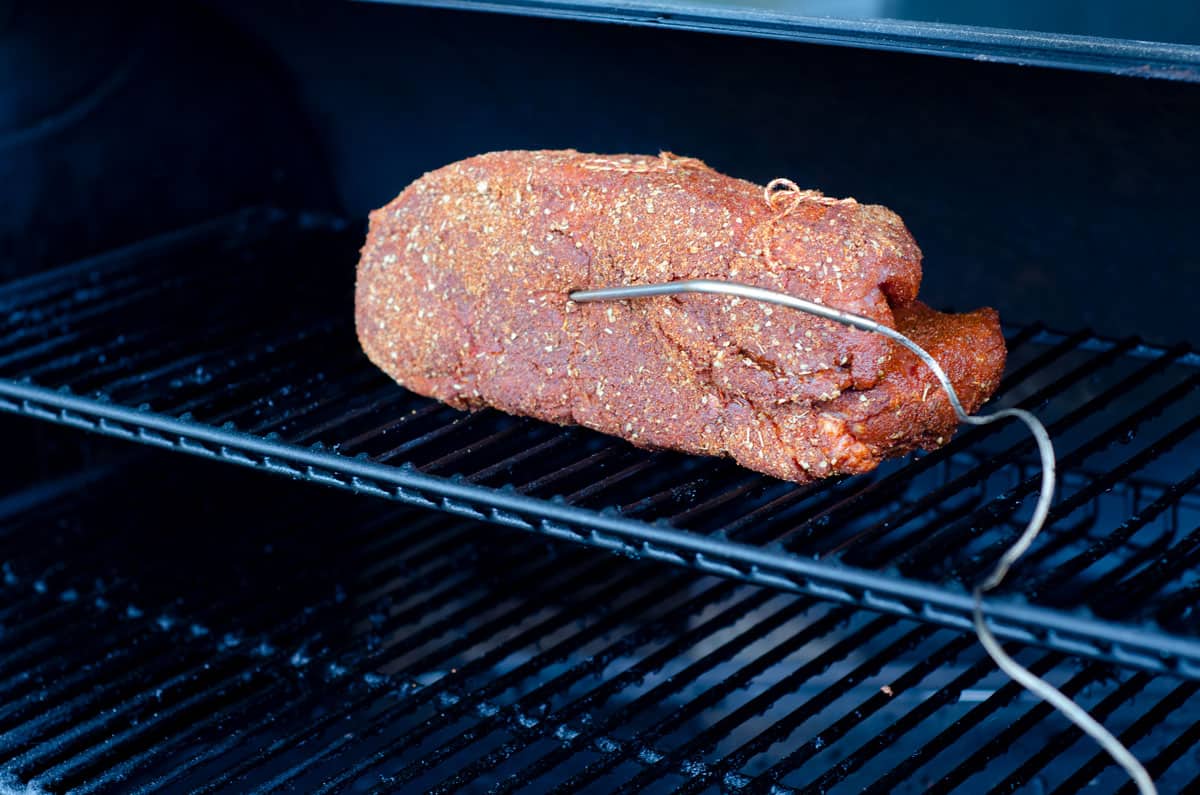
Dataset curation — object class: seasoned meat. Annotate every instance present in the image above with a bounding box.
[356,150,1006,483]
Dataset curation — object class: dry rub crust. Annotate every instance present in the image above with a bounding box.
[356,150,1006,483]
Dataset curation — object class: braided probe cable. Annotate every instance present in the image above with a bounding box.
[569,278,1156,795]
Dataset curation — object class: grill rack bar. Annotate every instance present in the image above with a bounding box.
[4,377,1198,677]
[476,458,1187,795]
[231,463,1170,789]
[3,457,1200,792]
[1,209,1199,687]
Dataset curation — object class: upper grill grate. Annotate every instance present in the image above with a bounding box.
[1,208,1199,675]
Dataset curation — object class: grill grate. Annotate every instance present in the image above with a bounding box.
[0,449,1196,793]
[2,209,1200,677]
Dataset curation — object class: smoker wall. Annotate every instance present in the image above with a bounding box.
[6,1,1199,345]
[0,3,334,274]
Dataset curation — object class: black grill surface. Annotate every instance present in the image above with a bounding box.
[2,209,1200,677]
[0,448,1197,794]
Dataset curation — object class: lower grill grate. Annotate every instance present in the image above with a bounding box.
[0,449,1198,794]
[1,209,1199,676]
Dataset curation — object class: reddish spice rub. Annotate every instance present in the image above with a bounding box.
[356,150,1006,483]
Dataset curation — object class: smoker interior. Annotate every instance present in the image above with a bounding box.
[3,1,1199,792]
[0,434,1197,794]
[13,2,1200,344]
[4,209,1199,674]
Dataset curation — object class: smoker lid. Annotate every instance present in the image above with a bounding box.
[361,0,1200,82]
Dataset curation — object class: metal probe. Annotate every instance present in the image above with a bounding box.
[570,278,1156,795]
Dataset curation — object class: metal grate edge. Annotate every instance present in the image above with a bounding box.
[4,377,1199,679]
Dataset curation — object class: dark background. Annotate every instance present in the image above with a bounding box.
[2,0,1197,344]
